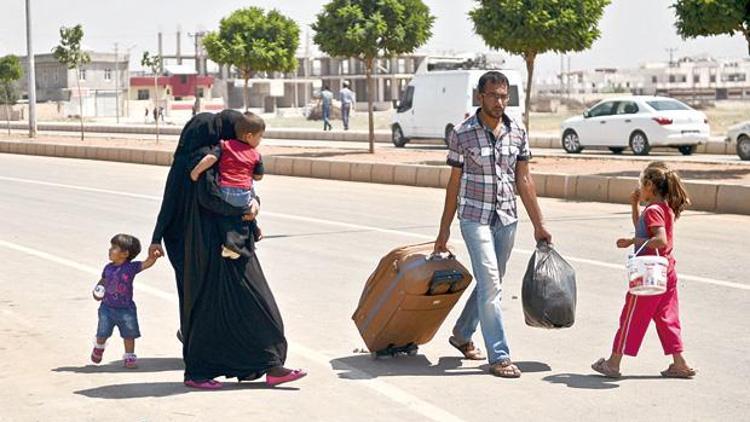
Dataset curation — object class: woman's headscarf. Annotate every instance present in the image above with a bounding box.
[175,109,244,157]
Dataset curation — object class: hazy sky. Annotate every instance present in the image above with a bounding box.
[1,0,747,78]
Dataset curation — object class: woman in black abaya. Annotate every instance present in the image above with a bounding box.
[149,110,306,388]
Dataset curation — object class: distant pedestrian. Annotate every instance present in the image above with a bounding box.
[144,107,149,124]
[592,161,696,379]
[90,234,161,369]
[320,86,333,131]
[159,106,165,122]
[152,107,158,123]
[339,81,355,131]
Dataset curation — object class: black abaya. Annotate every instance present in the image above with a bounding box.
[151,110,287,380]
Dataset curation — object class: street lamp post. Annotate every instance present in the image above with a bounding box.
[25,0,37,137]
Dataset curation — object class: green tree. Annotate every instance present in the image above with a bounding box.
[674,0,750,55]
[52,24,91,140]
[313,0,434,153]
[470,0,610,130]
[141,51,163,143]
[203,7,300,111]
[0,55,23,135]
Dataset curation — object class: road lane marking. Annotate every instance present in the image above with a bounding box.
[1,175,748,292]
[0,238,465,422]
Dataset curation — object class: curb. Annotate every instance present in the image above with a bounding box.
[7,122,736,154]
[2,139,749,215]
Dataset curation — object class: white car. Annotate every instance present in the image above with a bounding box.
[560,96,710,155]
[725,120,750,161]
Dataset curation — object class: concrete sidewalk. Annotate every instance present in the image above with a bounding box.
[1,137,748,215]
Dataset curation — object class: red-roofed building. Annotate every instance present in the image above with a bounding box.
[129,64,214,103]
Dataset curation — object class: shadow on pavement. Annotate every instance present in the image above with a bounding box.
[331,354,550,379]
[74,381,298,399]
[52,357,184,374]
[543,373,664,390]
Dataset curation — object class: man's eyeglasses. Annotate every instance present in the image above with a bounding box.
[481,92,510,103]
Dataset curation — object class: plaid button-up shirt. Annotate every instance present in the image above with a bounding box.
[446,110,531,226]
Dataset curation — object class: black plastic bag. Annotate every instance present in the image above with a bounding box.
[522,242,577,329]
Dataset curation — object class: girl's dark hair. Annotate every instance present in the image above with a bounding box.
[111,234,141,261]
[641,163,691,219]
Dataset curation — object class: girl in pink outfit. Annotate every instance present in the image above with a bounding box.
[592,162,696,379]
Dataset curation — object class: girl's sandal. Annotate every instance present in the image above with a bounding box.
[489,360,522,378]
[660,364,696,378]
[591,358,622,379]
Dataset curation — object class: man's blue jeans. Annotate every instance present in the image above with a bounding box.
[453,219,517,364]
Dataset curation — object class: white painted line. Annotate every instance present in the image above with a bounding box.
[0,238,465,422]
[0,239,176,303]
[1,175,748,292]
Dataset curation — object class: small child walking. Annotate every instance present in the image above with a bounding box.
[91,234,160,368]
[190,112,265,259]
[592,161,696,379]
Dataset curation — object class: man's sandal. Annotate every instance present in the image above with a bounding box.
[449,336,485,361]
[489,359,522,378]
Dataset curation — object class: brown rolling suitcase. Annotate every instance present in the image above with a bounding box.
[353,242,472,357]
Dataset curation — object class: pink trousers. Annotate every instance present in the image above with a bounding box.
[612,282,683,357]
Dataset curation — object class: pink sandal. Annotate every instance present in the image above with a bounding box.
[266,369,307,387]
[184,379,223,390]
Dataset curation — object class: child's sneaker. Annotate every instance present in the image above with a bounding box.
[123,353,138,369]
[221,245,241,259]
[90,345,105,364]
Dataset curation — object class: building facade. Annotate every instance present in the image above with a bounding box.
[16,52,129,117]
[535,56,750,103]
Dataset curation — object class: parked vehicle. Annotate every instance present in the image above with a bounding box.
[725,120,750,160]
[560,96,710,156]
[391,67,525,147]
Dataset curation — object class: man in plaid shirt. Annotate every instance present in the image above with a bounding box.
[434,71,552,378]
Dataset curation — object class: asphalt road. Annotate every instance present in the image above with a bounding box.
[1,154,748,421]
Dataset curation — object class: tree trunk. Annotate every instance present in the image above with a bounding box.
[154,75,160,144]
[366,57,375,154]
[523,53,536,132]
[4,85,11,136]
[243,74,250,112]
[76,68,84,141]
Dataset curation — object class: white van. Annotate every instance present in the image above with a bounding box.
[391,68,525,147]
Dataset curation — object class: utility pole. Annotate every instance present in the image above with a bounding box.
[114,43,120,124]
[25,0,37,137]
[665,47,677,96]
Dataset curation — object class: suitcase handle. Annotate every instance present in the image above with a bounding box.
[426,251,455,261]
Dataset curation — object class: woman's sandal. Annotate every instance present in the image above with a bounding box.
[660,364,696,379]
[266,369,307,387]
[449,336,485,361]
[489,359,522,378]
[591,358,622,379]
[184,379,223,390]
